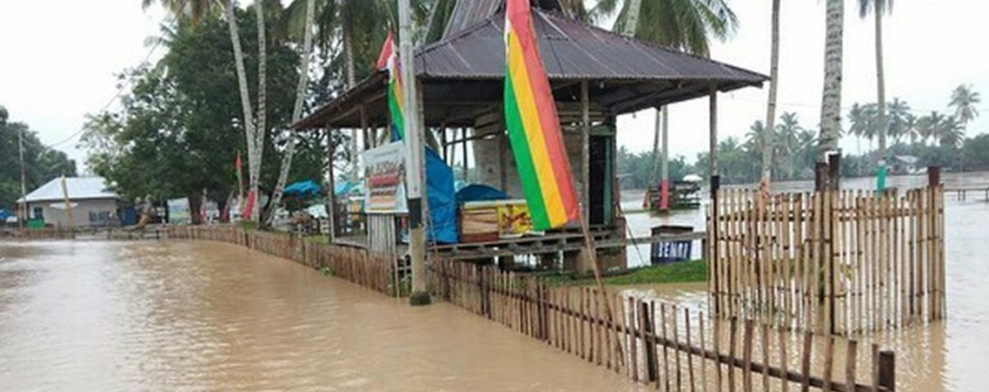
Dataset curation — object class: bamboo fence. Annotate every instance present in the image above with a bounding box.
[707,186,946,335]
[165,225,399,296]
[429,259,897,392]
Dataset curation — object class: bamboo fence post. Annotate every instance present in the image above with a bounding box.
[778,328,788,392]
[674,304,682,391]
[822,334,834,391]
[686,308,696,392]
[713,311,722,392]
[871,343,880,392]
[579,286,586,360]
[760,323,769,392]
[653,301,662,387]
[630,297,638,382]
[799,331,812,392]
[662,303,672,392]
[846,339,857,389]
[700,312,708,392]
[728,317,738,392]
[742,319,753,392]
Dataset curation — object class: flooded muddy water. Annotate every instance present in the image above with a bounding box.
[620,172,989,391]
[0,240,649,391]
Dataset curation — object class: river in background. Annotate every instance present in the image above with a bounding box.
[619,171,989,391]
[0,240,649,391]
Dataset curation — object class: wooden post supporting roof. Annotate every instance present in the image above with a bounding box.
[326,127,336,243]
[581,81,591,218]
[462,127,469,179]
[709,86,718,179]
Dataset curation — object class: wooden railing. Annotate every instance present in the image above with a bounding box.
[429,259,896,392]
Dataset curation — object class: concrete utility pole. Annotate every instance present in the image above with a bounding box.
[399,0,429,306]
[18,125,27,231]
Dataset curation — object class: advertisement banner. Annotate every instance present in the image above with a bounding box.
[361,142,408,214]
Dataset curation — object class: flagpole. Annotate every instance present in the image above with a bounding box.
[399,0,430,306]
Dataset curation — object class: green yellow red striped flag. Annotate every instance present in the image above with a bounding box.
[504,0,579,230]
[376,31,404,140]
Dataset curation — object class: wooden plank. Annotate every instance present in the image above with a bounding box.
[686,308,696,392]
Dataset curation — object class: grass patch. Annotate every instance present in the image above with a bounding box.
[543,259,708,286]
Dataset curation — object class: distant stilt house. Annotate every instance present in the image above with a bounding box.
[292,0,766,272]
[17,177,123,228]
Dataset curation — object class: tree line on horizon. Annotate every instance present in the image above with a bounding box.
[618,85,985,188]
[0,106,78,211]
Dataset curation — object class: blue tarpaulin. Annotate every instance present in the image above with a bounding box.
[425,148,458,244]
[284,180,322,197]
[0,209,9,221]
[455,184,508,204]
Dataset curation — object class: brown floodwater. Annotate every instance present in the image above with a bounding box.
[0,240,650,391]
[619,171,989,392]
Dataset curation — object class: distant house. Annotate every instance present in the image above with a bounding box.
[890,155,921,174]
[17,177,121,228]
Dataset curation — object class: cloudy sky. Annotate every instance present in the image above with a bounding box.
[1,0,987,171]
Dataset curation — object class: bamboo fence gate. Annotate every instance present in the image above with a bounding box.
[429,259,897,392]
[165,225,399,296]
[707,186,946,335]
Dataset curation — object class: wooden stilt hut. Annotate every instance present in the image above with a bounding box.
[291,0,766,272]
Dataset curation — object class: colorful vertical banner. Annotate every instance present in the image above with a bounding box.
[376,31,405,141]
[503,0,579,230]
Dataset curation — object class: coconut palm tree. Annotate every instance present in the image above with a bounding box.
[938,117,964,148]
[762,0,781,185]
[916,111,947,146]
[950,84,981,127]
[776,112,802,179]
[818,0,844,168]
[265,0,317,226]
[886,97,911,144]
[142,0,264,221]
[858,0,893,156]
[596,0,738,57]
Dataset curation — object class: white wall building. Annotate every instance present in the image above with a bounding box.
[17,177,121,228]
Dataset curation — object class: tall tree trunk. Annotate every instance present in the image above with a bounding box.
[342,0,358,182]
[224,0,258,220]
[264,0,316,227]
[817,0,843,162]
[874,2,888,191]
[251,0,268,221]
[762,0,780,188]
[875,2,886,157]
[621,0,643,37]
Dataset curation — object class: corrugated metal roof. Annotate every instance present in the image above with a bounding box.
[422,8,765,83]
[18,177,118,203]
[291,6,766,130]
